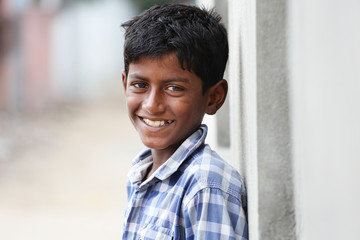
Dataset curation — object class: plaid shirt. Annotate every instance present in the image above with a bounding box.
[123,125,248,240]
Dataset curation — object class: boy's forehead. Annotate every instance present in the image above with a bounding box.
[129,54,195,77]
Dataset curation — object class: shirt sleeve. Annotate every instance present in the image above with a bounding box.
[183,187,248,240]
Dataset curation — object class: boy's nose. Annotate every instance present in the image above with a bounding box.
[143,89,166,114]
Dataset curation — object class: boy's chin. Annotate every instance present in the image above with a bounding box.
[142,141,169,150]
[141,139,180,153]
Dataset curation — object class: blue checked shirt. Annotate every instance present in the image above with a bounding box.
[123,125,248,240]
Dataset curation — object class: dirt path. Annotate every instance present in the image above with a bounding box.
[0,91,143,239]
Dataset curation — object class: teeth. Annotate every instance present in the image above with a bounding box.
[143,118,173,127]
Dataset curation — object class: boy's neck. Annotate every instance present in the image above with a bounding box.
[145,147,177,180]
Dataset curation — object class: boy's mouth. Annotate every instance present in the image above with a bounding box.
[140,117,174,127]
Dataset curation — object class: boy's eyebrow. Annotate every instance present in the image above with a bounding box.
[128,73,190,83]
[128,73,147,80]
[163,78,190,83]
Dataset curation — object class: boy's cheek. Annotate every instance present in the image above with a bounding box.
[125,94,139,103]
[125,96,142,111]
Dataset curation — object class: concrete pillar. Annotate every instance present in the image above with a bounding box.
[228,0,296,239]
[256,0,295,238]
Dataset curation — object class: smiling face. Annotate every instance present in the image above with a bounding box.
[122,53,213,159]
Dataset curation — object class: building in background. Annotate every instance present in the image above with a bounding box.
[0,0,136,111]
[0,0,54,111]
[0,0,15,109]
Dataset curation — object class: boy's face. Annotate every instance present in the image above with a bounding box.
[122,53,211,156]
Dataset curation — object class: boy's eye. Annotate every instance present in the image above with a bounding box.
[131,82,148,89]
[167,85,184,92]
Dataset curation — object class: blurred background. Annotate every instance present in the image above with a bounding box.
[0,0,191,239]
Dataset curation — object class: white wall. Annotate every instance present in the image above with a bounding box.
[289,0,360,239]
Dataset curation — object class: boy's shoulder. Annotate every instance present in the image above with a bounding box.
[179,144,246,202]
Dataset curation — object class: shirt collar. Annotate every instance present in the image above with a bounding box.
[127,124,208,185]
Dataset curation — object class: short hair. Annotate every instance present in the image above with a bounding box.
[121,4,228,92]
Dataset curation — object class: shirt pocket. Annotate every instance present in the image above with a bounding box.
[138,224,173,240]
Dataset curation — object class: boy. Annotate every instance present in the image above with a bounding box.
[121,4,248,240]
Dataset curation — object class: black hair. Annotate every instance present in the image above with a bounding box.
[121,4,228,92]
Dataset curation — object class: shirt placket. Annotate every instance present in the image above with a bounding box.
[124,183,149,234]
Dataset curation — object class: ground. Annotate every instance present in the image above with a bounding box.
[0,90,143,239]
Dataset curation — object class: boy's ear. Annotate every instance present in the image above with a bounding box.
[205,79,228,115]
[122,71,127,91]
